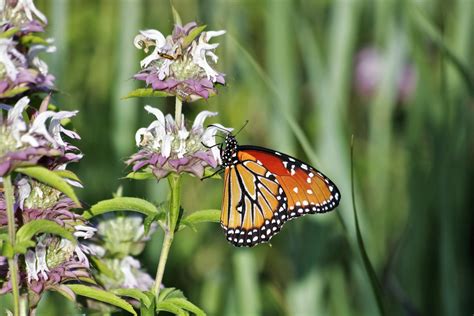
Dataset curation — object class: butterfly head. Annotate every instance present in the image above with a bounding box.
[221,134,239,167]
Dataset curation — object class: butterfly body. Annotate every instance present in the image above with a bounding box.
[220,134,341,247]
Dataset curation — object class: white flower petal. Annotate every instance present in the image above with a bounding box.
[8,96,30,124]
[204,30,226,41]
[35,242,49,280]
[139,29,166,47]
[28,111,57,146]
[25,250,38,283]
[192,111,217,130]
[135,127,148,147]
[161,134,173,158]
[17,177,31,210]
[144,105,165,123]
[74,225,97,239]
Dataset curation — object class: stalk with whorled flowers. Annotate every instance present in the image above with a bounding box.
[128,18,228,302]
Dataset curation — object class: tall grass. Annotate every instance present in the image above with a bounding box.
[30,0,474,315]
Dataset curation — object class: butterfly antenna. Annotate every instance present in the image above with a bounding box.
[234,120,249,137]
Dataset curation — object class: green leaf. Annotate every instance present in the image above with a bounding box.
[53,169,82,184]
[166,298,206,316]
[84,197,160,219]
[409,5,474,96]
[125,169,156,180]
[171,4,182,26]
[158,287,185,302]
[140,291,156,316]
[179,210,220,231]
[182,25,207,48]
[0,86,30,99]
[0,27,19,38]
[15,220,75,254]
[66,284,137,316]
[350,137,385,315]
[16,166,81,207]
[50,284,76,302]
[156,301,187,316]
[111,288,152,308]
[184,210,221,224]
[90,256,116,279]
[20,34,50,46]
[122,88,173,99]
[1,239,14,258]
[201,167,222,180]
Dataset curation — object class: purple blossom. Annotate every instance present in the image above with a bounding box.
[1,0,56,98]
[0,96,82,176]
[354,47,417,103]
[127,105,231,180]
[133,22,226,102]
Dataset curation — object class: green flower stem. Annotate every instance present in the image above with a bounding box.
[153,173,182,301]
[4,175,21,316]
[175,97,183,127]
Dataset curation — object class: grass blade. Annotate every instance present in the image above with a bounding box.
[351,136,385,316]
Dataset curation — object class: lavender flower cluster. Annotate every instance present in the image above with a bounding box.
[0,0,95,310]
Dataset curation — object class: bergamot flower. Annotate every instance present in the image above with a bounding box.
[133,22,225,102]
[1,0,55,98]
[127,105,231,180]
[23,235,94,307]
[0,96,82,176]
[0,0,47,32]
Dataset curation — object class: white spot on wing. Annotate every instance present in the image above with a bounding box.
[293,187,299,193]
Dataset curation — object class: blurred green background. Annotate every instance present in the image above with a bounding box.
[24,0,474,315]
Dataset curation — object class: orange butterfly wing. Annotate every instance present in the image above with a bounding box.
[220,146,340,247]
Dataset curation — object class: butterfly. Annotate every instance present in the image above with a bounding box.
[219,133,341,247]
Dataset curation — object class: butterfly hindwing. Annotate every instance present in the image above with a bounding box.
[220,158,288,247]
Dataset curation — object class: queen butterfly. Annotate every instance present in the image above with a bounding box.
[219,133,340,247]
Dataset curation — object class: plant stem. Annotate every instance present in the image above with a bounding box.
[4,175,21,316]
[175,97,183,127]
[153,173,181,301]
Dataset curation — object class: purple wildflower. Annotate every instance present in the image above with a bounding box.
[133,22,226,102]
[127,105,231,180]
[0,96,82,176]
[1,0,56,98]
[354,47,417,103]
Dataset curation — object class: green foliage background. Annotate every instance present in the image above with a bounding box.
[10,0,474,315]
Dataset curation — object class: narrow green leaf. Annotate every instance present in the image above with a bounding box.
[15,220,75,254]
[16,166,81,207]
[183,210,220,224]
[156,301,187,316]
[112,288,152,307]
[0,27,19,38]
[171,4,182,26]
[90,256,116,279]
[178,209,220,232]
[350,137,385,315]
[122,88,173,99]
[1,239,14,258]
[0,86,29,99]
[53,169,82,184]
[201,167,222,180]
[140,291,156,316]
[66,284,137,316]
[166,298,206,316]
[50,284,76,302]
[20,34,50,45]
[410,5,474,96]
[158,287,185,302]
[84,197,160,219]
[182,25,207,48]
[125,170,156,180]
